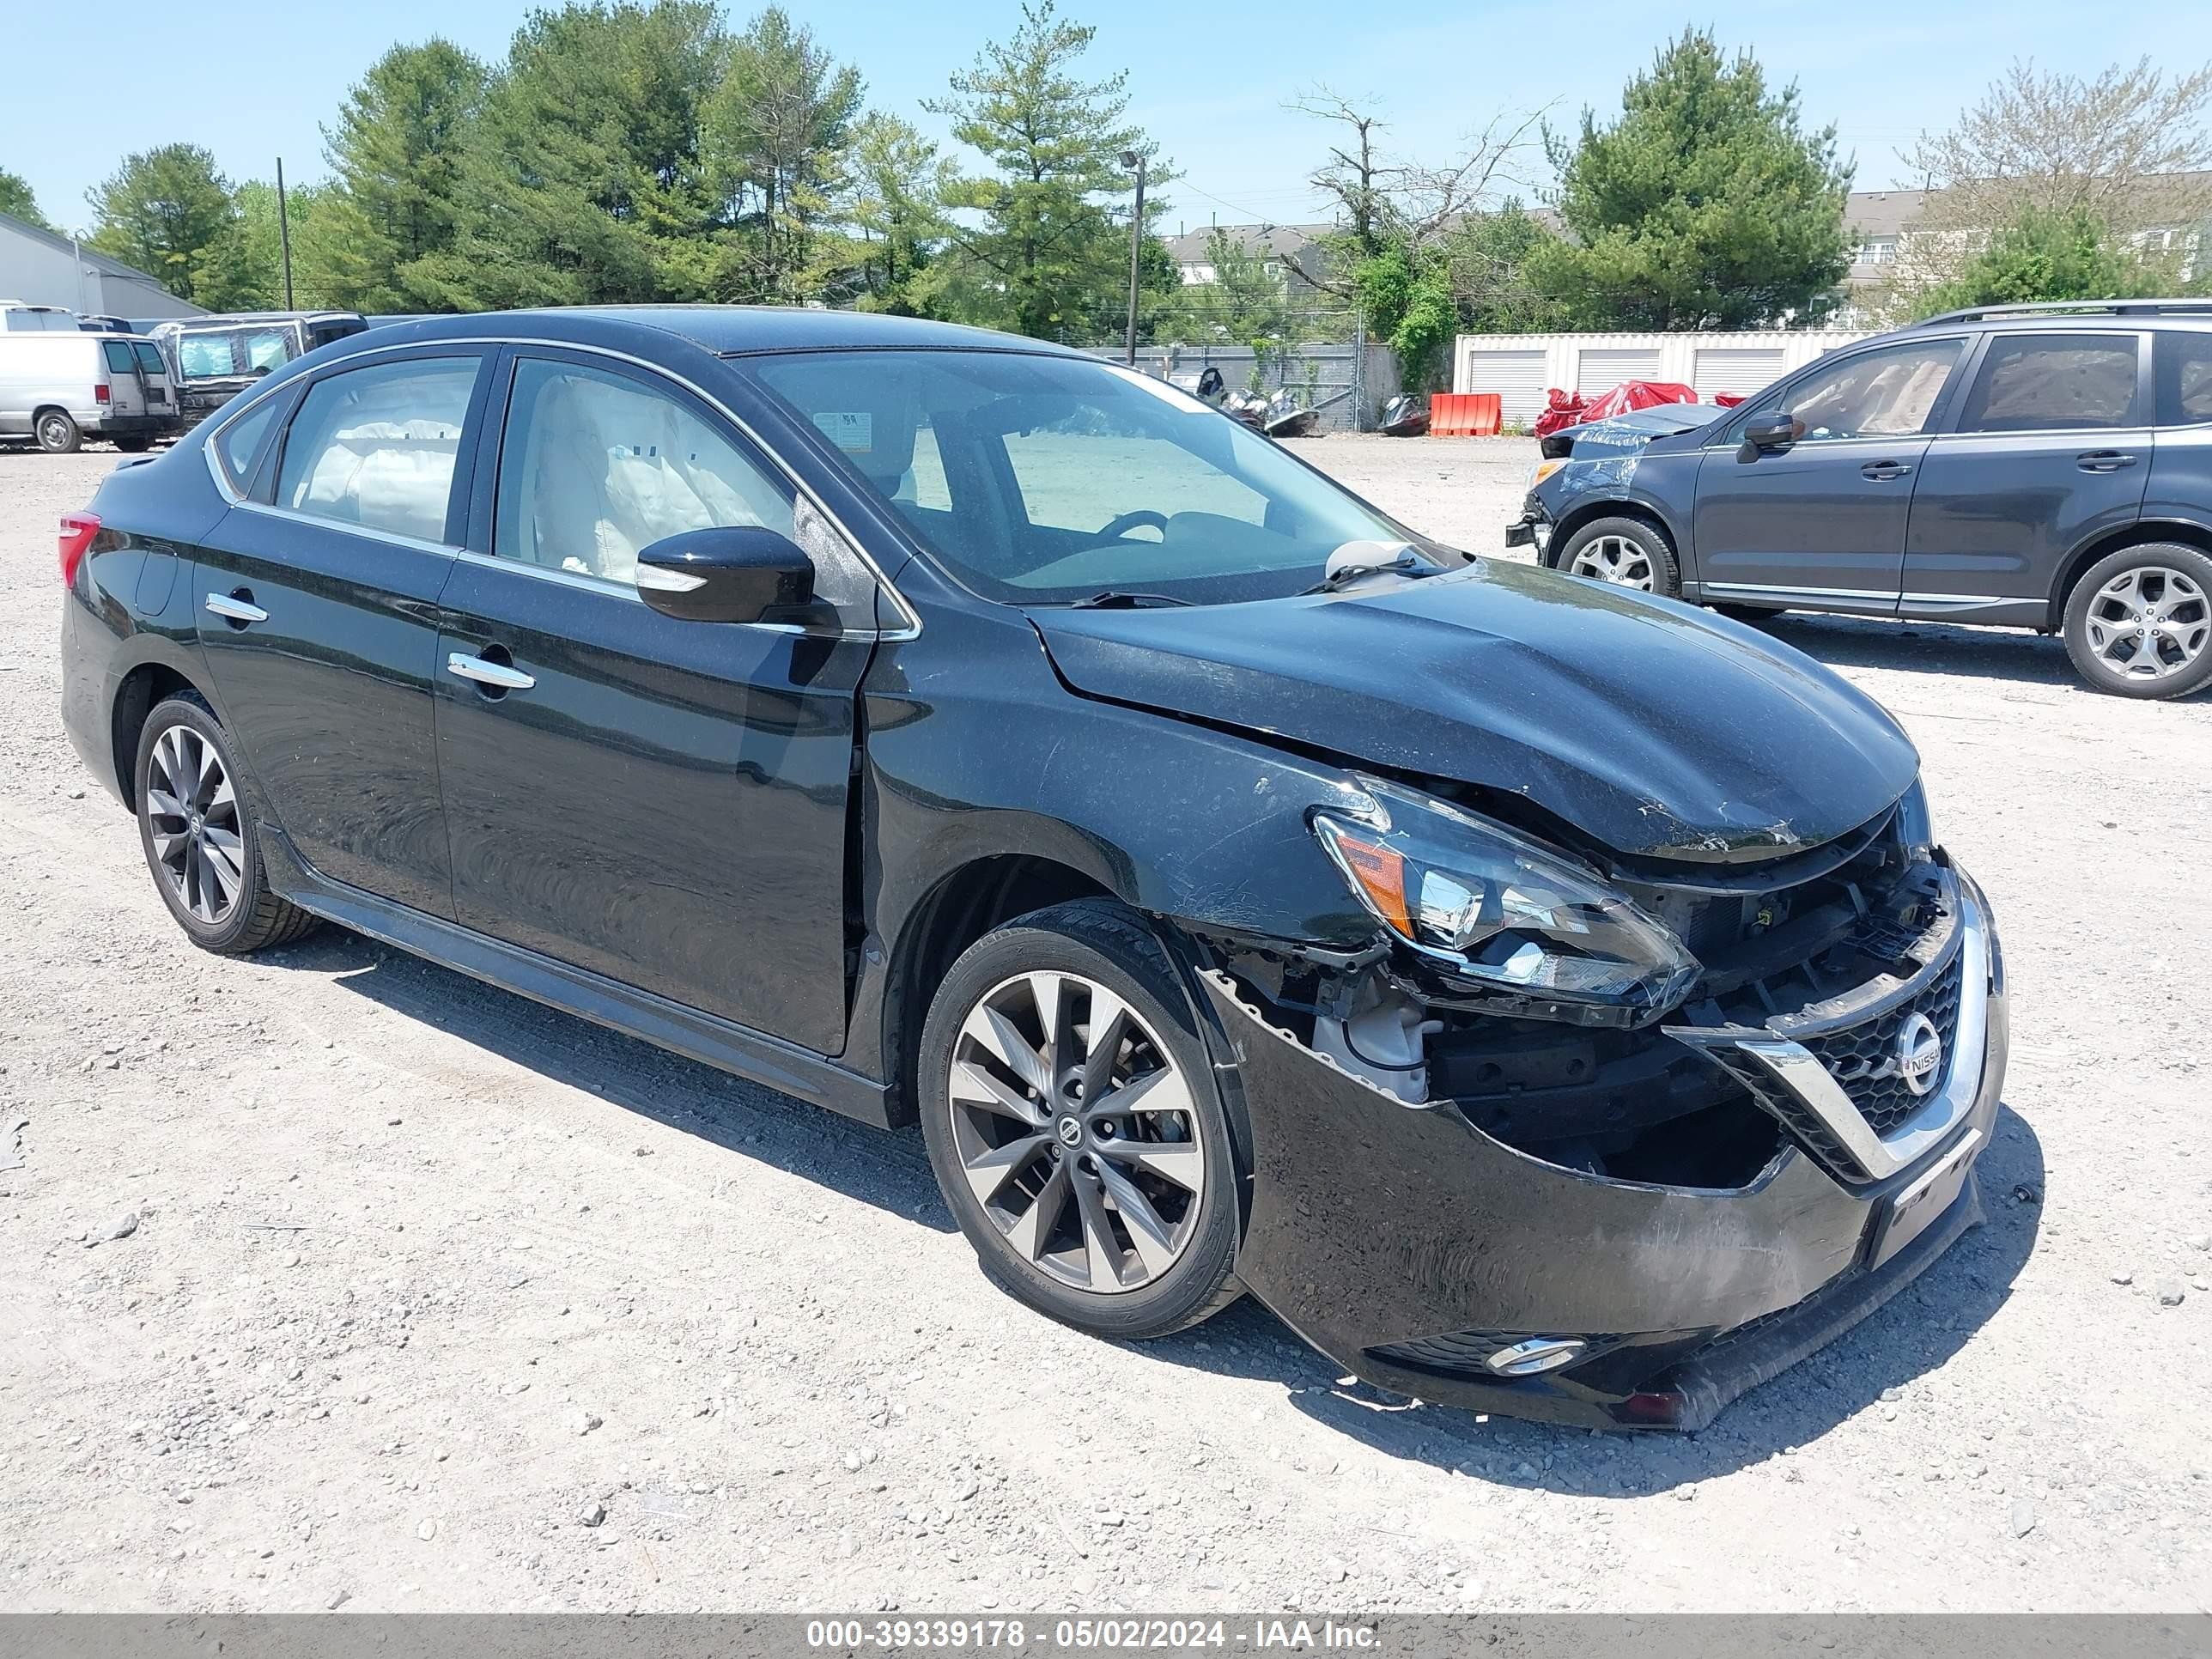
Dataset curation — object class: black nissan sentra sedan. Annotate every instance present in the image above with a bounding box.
[58,308,2008,1430]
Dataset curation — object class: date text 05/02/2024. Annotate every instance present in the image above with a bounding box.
[804,1618,1383,1650]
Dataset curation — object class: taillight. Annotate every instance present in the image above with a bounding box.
[94,383,111,404]
[58,512,100,586]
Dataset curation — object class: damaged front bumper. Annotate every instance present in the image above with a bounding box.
[1503,495,1549,550]
[1197,867,2008,1431]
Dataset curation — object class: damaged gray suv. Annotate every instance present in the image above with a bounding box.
[62,307,2006,1432]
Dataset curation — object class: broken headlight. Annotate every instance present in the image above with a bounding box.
[1894,776,1936,863]
[1312,778,1699,1016]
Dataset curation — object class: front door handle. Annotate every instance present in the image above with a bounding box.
[204,591,268,625]
[446,651,535,692]
[1861,461,1913,482]
[2077,450,2139,471]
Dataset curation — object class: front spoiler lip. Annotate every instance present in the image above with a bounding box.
[1194,871,2008,1432]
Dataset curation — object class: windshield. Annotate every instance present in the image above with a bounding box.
[173,326,300,381]
[748,349,1449,605]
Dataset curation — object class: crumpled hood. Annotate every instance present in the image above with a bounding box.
[1030,562,1919,864]
[1565,403,1726,454]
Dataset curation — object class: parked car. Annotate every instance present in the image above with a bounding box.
[149,311,368,429]
[76,314,138,335]
[1,330,177,452]
[59,308,2007,1431]
[1510,298,2212,699]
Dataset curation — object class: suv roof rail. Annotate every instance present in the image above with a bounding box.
[1909,297,2212,327]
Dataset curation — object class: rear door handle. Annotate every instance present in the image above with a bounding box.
[1861,461,1913,481]
[446,652,535,692]
[204,591,268,624]
[2077,451,2138,471]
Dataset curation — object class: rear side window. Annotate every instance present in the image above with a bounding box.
[101,340,137,374]
[2154,331,2212,426]
[274,356,479,543]
[132,341,167,376]
[1956,334,2140,432]
[213,398,284,492]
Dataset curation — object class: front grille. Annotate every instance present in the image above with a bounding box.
[1801,949,1964,1133]
[1705,1049,1873,1183]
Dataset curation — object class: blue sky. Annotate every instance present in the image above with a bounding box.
[8,0,2211,238]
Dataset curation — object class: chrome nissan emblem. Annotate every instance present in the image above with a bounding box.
[1055,1115,1084,1148]
[1895,1013,1944,1097]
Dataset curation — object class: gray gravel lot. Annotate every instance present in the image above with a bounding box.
[1,434,2207,1615]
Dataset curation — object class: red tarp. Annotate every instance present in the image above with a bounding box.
[1531,380,1741,438]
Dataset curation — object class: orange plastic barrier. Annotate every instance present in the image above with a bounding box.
[1428,392,1502,437]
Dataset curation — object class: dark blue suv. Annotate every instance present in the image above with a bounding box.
[1510,299,2212,699]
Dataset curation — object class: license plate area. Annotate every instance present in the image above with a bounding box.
[1869,1127,1980,1268]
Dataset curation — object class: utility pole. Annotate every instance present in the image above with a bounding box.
[276,157,295,311]
[1121,150,1146,367]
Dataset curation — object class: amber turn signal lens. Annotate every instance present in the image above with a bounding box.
[1328,828,1410,939]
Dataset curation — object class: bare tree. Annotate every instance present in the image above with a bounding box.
[1289,89,1390,258]
[1901,57,2212,234]
[1288,88,1546,294]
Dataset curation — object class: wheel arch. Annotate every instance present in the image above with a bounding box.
[1546,496,1681,568]
[880,853,1119,1125]
[2048,518,2212,630]
[110,659,207,810]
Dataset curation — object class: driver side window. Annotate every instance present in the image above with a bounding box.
[1736,339,1965,445]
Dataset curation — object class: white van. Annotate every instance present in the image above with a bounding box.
[0,331,179,453]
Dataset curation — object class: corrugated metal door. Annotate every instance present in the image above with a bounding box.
[1460,349,1549,421]
[1575,348,1662,395]
[1692,347,1787,401]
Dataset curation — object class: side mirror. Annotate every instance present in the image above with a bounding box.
[1741,413,1797,453]
[635,526,835,629]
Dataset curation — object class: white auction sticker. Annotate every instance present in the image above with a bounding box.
[811,411,873,453]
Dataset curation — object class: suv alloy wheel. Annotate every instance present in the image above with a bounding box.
[1554,515,1680,598]
[2062,543,2212,700]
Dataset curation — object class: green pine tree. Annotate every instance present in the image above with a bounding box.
[1529,29,1853,329]
[85,145,238,306]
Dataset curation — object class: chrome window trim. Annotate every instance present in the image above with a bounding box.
[233,497,460,561]
[447,548,846,638]
[201,332,921,641]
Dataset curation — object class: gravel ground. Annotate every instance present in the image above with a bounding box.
[2,434,2209,1616]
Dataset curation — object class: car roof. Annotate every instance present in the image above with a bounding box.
[350,305,1083,358]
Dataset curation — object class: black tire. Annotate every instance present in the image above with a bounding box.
[35,409,82,454]
[1551,514,1681,598]
[133,694,322,955]
[113,435,154,453]
[918,898,1244,1340]
[2061,542,2212,701]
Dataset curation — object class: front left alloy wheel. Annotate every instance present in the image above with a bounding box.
[134,694,321,954]
[1553,514,1681,598]
[919,899,1243,1340]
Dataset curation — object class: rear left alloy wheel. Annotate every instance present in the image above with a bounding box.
[918,899,1243,1340]
[134,695,321,954]
[2062,543,2212,700]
